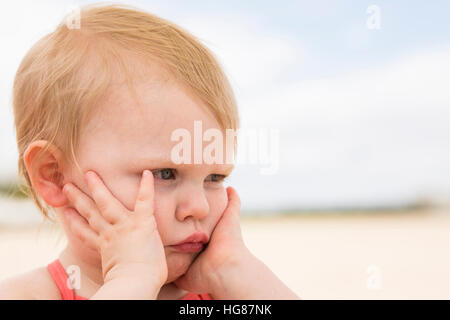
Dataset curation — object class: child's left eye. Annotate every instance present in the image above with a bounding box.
[206,174,227,183]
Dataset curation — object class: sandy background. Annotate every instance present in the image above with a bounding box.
[0,198,449,299]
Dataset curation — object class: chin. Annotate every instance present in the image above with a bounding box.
[165,252,196,283]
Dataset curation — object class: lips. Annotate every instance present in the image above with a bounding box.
[170,231,209,253]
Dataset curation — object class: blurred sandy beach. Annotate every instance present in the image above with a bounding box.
[0,197,449,299]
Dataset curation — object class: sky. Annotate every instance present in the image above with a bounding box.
[1,0,450,211]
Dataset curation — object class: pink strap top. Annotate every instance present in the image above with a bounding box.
[47,259,212,300]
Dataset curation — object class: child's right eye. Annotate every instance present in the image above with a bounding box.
[152,168,176,180]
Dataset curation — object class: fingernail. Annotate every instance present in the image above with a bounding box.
[85,171,93,180]
[63,184,71,193]
[143,170,150,177]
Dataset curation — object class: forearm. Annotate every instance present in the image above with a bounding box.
[209,251,300,300]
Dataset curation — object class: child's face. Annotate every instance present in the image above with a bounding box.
[65,67,234,283]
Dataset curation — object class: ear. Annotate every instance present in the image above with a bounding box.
[23,140,68,208]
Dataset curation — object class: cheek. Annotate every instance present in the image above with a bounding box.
[152,189,175,244]
[102,174,140,212]
[207,188,228,222]
[165,251,196,282]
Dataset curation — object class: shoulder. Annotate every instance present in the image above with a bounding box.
[0,266,61,300]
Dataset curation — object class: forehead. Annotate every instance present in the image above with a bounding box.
[95,77,219,137]
[78,64,225,167]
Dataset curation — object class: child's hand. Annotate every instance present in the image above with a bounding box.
[62,170,168,299]
[173,186,250,294]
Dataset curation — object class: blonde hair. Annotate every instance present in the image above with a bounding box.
[12,2,240,221]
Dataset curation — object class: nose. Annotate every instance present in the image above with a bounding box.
[175,184,210,222]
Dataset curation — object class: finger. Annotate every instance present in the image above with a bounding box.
[133,170,155,218]
[63,183,110,233]
[84,171,128,224]
[225,186,241,219]
[216,187,241,232]
[215,186,243,239]
[65,208,100,252]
